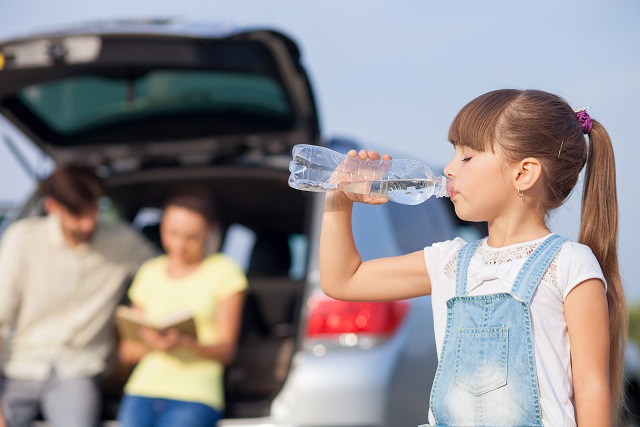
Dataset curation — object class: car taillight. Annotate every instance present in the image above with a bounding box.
[306,296,409,338]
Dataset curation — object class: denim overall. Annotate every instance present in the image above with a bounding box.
[425,234,567,427]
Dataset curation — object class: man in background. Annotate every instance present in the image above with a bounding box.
[0,164,157,427]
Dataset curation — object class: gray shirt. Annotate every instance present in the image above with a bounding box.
[0,214,157,381]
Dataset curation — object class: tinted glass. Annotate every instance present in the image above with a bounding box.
[18,70,290,135]
[386,200,457,253]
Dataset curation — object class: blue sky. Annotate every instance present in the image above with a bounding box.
[0,0,639,300]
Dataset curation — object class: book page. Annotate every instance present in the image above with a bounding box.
[115,306,198,341]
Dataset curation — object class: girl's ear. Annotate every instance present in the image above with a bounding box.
[513,157,542,191]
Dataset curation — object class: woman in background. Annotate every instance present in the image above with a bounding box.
[118,188,247,427]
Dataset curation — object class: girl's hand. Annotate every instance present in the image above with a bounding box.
[138,327,181,352]
[330,149,392,205]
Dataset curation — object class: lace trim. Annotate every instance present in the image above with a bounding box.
[443,241,559,288]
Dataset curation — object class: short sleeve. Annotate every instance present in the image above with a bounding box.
[127,257,160,306]
[423,237,467,286]
[214,255,248,301]
[557,241,606,300]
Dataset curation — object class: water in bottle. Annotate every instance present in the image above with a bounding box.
[288,144,451,205]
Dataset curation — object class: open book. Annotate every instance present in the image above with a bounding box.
[115,305,198,343]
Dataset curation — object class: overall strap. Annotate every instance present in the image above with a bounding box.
[511,234,568,304]
[455,239,483,296]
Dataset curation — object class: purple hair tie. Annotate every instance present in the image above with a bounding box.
[575,107,592,134]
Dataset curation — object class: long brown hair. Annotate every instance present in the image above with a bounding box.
[449,89,627,423]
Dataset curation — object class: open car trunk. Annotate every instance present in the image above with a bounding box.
[0,20,322,421]
[99,164,313,419]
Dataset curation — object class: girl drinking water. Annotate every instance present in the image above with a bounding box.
[319,89,626,426]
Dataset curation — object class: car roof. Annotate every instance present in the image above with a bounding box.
[0,19,320,165]
[1,18,272,38]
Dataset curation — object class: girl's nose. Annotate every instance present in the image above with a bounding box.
[443,159,456,178]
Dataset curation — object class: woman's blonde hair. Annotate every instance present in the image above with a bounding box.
[448,89,627,424]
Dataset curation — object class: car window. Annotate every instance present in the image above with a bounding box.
[18,70,291,136]
[287,233,308,280]
[351,203,403,261]
[386,199,459,253]
[352,199,480,258]
[222,223,257,271]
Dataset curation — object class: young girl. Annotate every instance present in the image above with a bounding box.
[319,89,626,427]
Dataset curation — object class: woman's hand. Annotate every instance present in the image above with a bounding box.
[138,327,182,352]
[329,149,392,205]
[172,292,246,365]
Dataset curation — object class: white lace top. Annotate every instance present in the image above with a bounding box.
[442,239,561,288]
[424,234,606,427]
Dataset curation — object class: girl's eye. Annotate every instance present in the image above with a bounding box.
[461,156,472,162]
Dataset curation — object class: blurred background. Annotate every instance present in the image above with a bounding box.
[0,0,638,325]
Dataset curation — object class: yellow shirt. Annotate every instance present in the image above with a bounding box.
[123,253,247,410]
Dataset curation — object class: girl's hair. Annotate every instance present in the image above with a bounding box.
[449,89,627,422]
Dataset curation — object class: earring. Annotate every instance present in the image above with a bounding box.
[517,186,524,198]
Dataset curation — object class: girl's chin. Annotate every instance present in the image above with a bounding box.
[452,206,472,222]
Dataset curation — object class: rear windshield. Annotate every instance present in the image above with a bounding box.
[18,70,291,135]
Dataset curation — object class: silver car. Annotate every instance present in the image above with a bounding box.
[0,20,477,426]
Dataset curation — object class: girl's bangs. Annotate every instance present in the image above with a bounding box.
[448,89,520,153]
[447,101,490,152]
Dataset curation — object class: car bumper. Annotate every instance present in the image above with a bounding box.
[220,337,403,427]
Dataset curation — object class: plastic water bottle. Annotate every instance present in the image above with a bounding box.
[288,144,451,205]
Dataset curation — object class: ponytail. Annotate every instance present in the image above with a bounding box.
[579,119,627,424]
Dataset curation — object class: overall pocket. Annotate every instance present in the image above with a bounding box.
[454,326,508,396]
